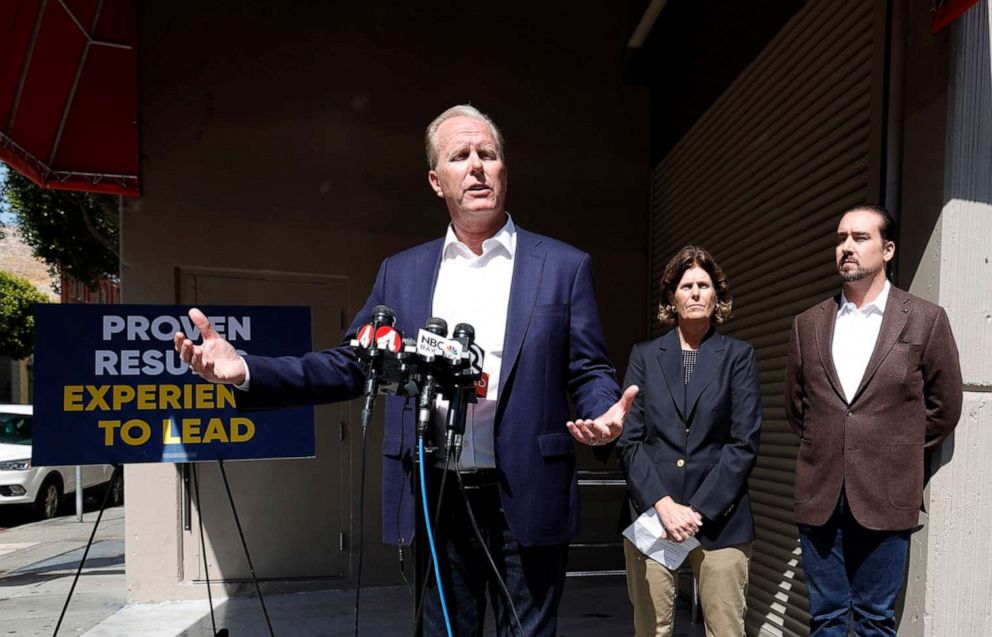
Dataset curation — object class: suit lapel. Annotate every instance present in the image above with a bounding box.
[656,330,685,420]
[852,286,911,403]
[813,296,846,403]
[408,240,443,332]
[685,330,726,422]
[497,229,545,411]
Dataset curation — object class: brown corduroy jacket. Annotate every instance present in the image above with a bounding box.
[784,285,963,531]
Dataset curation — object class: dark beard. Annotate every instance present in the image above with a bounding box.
[839,266,870,282]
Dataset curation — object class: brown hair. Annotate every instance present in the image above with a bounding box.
[657,245,733,326]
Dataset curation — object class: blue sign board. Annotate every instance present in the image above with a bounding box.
[32,304,314,465]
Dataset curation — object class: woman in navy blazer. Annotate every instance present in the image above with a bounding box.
[616,246,762,637]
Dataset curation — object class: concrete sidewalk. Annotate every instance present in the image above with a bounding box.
[82,578,651,637]
[0,506,126,636]
[0,508,703,636]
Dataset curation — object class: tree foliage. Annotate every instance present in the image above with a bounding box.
[1,169,119,284]
[0,270,49,359]
[0,164,10,239]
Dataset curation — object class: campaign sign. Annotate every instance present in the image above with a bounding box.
[32,305,315,465]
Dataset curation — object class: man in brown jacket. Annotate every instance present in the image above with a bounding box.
[784,205,962,636]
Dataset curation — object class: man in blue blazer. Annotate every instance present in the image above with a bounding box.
[176,104,638,636]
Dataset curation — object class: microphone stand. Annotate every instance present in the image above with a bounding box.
[359,353,383,431]
[413,352,444,637]
[444,381,473,465]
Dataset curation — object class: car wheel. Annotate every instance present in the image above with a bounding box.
[35,478,63,520]
[107,474,124,507]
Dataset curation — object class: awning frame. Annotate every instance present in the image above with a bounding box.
[1,0,139,196]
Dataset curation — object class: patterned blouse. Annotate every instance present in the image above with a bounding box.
[681,349,698,386]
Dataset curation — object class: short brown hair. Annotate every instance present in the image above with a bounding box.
[657,246,733,326]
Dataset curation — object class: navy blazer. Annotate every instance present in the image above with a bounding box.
[616,329,761,549]
[240,226,620,547]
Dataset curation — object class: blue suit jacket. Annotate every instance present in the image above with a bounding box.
[240,226,620,546]
[616,328,761,548]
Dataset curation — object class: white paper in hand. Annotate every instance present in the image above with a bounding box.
[622,508,700,570]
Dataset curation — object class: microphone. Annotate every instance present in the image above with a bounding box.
[356,323,375,349]
[395,337,420,396]
[416,318,448,438]
[354,305,395,350]
[450,323,475,363]
[446,323,476,462]
[371,305,395,332]
[360,305,396,430]
[374,325,402,353]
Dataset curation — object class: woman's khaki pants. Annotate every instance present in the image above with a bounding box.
[623,538,752,637]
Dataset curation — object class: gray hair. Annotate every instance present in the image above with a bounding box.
[425,105,505,169]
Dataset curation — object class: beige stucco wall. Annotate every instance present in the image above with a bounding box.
[122,2,649,602]
[902,2,991,635]
[921,0,992,632]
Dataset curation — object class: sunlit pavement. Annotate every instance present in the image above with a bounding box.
[0,506,126,636]
[0,506,703,636]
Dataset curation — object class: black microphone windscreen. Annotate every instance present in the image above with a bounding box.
[425,317,448,336]
[372,305,396,326]
[453,323,475,341]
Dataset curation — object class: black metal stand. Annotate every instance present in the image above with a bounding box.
[52,463,122,637]
[412,450,454,637]
[452,472,524,637]
[354,420,371,637]
[191,463,228,637]
[216,458,276,637]
[412,441,429,637]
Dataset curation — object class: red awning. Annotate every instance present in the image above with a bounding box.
[0,0,138,196]
[930,0,981,33]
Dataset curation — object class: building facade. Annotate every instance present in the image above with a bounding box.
[2,0,987,634]
[630,1,990,634]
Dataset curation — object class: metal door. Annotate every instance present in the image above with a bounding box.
[179,268,351,583]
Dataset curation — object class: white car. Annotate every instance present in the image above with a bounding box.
[0,404,123,519]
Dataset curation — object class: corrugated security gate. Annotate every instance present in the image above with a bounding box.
[648,0,886,634]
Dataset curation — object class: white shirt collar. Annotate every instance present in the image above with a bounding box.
[442,213,516,260]
[839,279,891,316]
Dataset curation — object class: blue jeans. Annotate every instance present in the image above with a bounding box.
[422,475,568,637]
[798,493,911,636]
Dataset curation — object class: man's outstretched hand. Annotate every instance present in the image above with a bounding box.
[173,308,247,385]
[566,385,639,446]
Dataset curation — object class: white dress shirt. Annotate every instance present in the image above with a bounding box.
[238,216,517,469]
[832,280,890,404]
[430,215,516,470]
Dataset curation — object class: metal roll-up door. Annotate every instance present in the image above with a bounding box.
[648,1,883,634]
